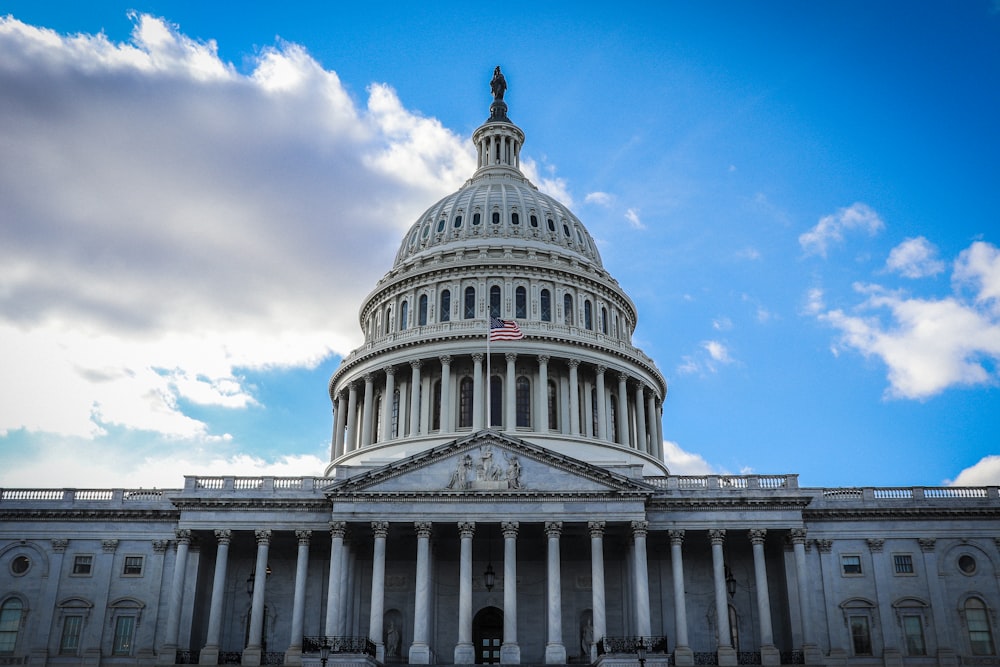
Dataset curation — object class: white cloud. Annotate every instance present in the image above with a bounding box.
[0,15,476,441]
[799,202,885,257]
[886,236,945,278]
[712,317,732,331]
[624,208,646,230]
[676,339,734,375]
[703,340,732,363]
[735,246,762,261]
[521,157,573,206]
[584,191,614,207]
[947,456,1000,486]
[813,241,1000,399]
[661,440,715,475]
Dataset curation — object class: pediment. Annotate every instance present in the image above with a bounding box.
[325,430,654,498]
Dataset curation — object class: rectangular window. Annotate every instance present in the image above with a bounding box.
[72,555,93,576]
[112,616,135,655]
[850,615,872,655]
[903,615,926,656]
[59,616,83,655]
[122,556,144,576]
[841,554,863,575]
[893,553,914,575]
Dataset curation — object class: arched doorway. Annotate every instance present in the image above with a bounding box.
[473,606,503,664]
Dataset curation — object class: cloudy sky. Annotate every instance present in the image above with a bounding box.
[1,1,998,490]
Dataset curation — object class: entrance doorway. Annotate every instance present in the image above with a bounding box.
[473,606,503,664]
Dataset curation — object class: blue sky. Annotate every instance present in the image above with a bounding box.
[1,1,998,489]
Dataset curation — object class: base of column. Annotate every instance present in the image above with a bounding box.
[409,642,431,665]
[500,642,521,664]
[372,641,384,664]
[545,643,566,664]
[454,642,475,664]
[200,646,220,666]
[802,643,825,665]
[672,647,694,667]
[716,646,737,667]
[156,645,178,666]
[936,649,959,667]
[760,645,780,666]
[283,646,302,666]
[242,646,262,667]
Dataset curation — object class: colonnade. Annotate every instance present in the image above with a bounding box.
[332,353,665,460]
[161,524,815,666]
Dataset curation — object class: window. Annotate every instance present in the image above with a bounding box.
[418,294,428,326]
[432,381,442,431]
[384,306,392,334]
[490,286,501,318]
[437,219,445,233]
[473,212,481,226]
[563,294,574,325]
[893,554,914,575]
[610,396,619,443]
[584,300,593,330]
[489,376,502,427]
[590,388,599,437]
[112,616,135,655]
[73,554,93,576]
[123,555,144,577]
[391,389,400,438]
[530,214,538,227]
[563,223,571,237]
[459,377,474,428]
[601,307,608,334]
[547,218,555,232]
[10,556,29,576]
[454,215,463,229]
[841,554,862,575]
[399,300,408,331]
[540,289,551,322]
[440,290,451,322]
[0,599,23,654]
[547,381,559,430]
[902,615,926,656]
[59,616,83,655]
[421,223,430,239]
[966,598,996,656]
[849,615,872,656]
[516,376,531,428]
[464,287,476,319]
[959,554,978,575]
[511,212,519,225]
[492,211,500,224]
[515,286,527,318]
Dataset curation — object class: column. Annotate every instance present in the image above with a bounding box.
[789,529,821,663]
[334,393,348,458]
[82,539,118,661]
[568,359,581,436]
[655,401,664,459]
[284,531,312,666]
[868,538,901,661]
[473,353,485,429]
[455,522,476,664]
[749,530,779,666]
[409,361,422,437]
[501,521,520,664]
[325,522,346,636]
[589,521,606,663]
[505,353,517,430]
[200,530,232,665]
[668,531,692,665]
[159,529,192,662]
[709,530,736,665]
[617,373,629,446]
[345,382,359,453]
[595,365,607,441]
[244,529,272,667]
[409,522,432,664]
[544,522,566,664]
[370,522,389,662]
[361,373,375,446]
[815,540,846,659]
[635,384,648,453]
[920,539,957,662]
[338,538,352,636]
[631,521,651,637]
[382,367,396,441]
[646,393,659,459]
[31,539,68,662]
[537,355,550,433]
[440,355,453,432]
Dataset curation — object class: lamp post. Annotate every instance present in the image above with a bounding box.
[635,637,646,667]
[319,638,331,667]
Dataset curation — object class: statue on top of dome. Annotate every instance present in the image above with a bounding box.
[490,66,507,101]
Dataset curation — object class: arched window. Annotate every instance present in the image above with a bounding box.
[454,215,463,228]
[966,598,996,656]
[547,218,556,232]
[418,294,428,326]
[490,286,501,318]
[591,388,599,437]
[516,376,531,428]
[439,289,451,322]
[515,286,527,318]
[0,598,24,654]
[459,377,474,428]
[473,212,481,226]
[391,389,400,438]
[728,604,740,651]
[547,381,559,430]
[489,376,502,427]
[437,219,445,233]
[610,395,619,443]
[530,215,538,227]
[373,392,382,443]
[432,381,442,431]
[540,289,551,322]
[385,305,392,334]
[584,300,593,330]
[399,300,408,331]
[511,212,520,225]
[464,287,476,319]
[601,307,608,334]
[492,211,501,225]
[564,294,574,326]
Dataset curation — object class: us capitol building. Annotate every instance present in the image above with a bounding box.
[2,69,998,667]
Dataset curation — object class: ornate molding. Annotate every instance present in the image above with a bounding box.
[544,521,563,537]
[588,520,605,538]
[815,539,833,553]
[749,529,767,545]
[867,538,884,553]
[371,522,389,539]
[330,521,348,539]
[101,539,119,553]
[51,539,68,552]
[501,520,519,538]
[458,521,475,538]
[215,529,232,544]
[295,529,313,544]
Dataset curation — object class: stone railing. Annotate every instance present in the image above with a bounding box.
[813,486,999,502]
[0,487,179,505]
[643,475,799,491]
[184,476,332,493]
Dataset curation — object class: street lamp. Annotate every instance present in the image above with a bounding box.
[725,566,736,600]
[483,562,496,592]
[319,638,331,667]
[635,637,646,667]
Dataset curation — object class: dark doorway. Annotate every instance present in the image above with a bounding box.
[473,606,503,664]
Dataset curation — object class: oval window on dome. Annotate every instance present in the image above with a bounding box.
[576,229,585,246]
[492,211,501,224]
[454,215,463,228]
[473,212,481,226]
[437,219,445,233]
[563,223,571,237]
[530,214,538,227]
[422,223,431,239]
[547,218,555,232]
[511,212,519,225]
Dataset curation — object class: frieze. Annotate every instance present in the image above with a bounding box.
[445,445,523,491]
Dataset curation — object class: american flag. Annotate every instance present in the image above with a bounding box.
[489,317,524,341]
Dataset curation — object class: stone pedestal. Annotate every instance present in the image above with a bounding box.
[408,643,430,665]
[242,646,262,667]
[544,643,567,664]
[499,642,520,664]
[200,646,220,666]
[760,645,780,666]
[454,642,475,664]
[717,646,737,666]
[673,646,694,666]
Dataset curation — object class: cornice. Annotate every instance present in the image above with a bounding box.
[647,496,812,511]
[334,490,648,503]
[803,506,1000,521]
[169,498,330,511]
[0,509,180,522]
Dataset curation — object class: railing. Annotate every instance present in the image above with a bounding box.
[262,652,284,665]
[692,653,717,666]
[736,652,761,665]
[596,636,669,655]
[302,636,377,657]
[644,475,799,491]
[780,650,804,664]
[0,488,179,504]
[176,650,199,664]
[218,652,243,664]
